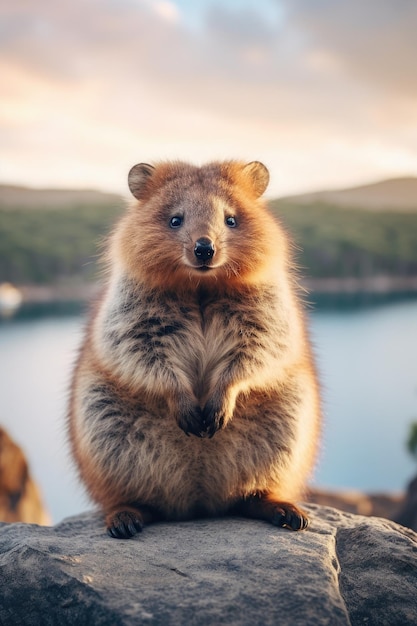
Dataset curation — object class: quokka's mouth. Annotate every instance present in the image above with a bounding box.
[184,258,221,272]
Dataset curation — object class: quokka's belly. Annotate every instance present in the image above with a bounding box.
[122,407,293,519]
[75,364,297,517]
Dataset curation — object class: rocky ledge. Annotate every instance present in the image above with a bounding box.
[0,427,50,525]
[0,505,416,626]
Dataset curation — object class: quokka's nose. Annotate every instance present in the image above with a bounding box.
[194,238,215,261]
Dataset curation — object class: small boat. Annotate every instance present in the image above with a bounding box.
[0,282,23,317]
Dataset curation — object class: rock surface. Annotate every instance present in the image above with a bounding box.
[395,475,417,532]
[0,504,416,625]
[0,426,50,525]
[308,487,404,521]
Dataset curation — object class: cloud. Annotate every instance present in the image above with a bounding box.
[0,0,416,194]
[285,0,417,96]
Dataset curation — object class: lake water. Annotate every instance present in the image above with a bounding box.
[1,298,417,524]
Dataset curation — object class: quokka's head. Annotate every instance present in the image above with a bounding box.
[111,160,288,289]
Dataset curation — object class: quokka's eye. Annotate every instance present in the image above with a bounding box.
[169,216,183,228]
[225,216,237,228]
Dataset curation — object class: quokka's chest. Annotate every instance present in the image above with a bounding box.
[154,302,247,381]
[98,283,281,381]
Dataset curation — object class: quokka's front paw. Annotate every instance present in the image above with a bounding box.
[177,404,206,438]
[201,398,230,438]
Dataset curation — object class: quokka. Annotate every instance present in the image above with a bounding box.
[68,160,321,538]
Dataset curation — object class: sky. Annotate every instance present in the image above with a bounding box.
[1,0,417,197]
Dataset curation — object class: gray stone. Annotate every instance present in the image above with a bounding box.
[396,475,417,532]
[0,504,416,625]
[0,426,50,525]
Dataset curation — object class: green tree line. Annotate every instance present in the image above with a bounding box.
[1,199,417,285]
[271,201,417,279]
[0,204,123,284]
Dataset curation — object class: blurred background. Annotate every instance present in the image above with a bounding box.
[1,0,417,525]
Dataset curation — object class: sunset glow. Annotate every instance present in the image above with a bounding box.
[1,0,417,197]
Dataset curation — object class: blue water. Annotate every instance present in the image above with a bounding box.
[1,299,416,523]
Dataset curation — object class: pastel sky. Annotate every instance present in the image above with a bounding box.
[1,0,417,197]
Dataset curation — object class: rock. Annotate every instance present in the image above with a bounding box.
[395,474,417,532]
[0,505,416,625]
[0,427,50,525]
[308,488,403,521]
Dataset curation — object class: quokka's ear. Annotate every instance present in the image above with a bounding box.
[242,161,270,197]
[128,163,155,200]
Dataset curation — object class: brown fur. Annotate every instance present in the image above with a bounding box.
[68,160,321,538]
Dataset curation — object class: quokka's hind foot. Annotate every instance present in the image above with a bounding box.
[232,494,310,531]
[106,504,157,539]
[269,501,309,530]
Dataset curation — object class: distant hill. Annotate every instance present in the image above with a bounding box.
[1,177,417,292]
[278,177,417,212]
[270,179,417,285]
[0,185,123,210]
[0,185,125,285]
[2,176,417,212]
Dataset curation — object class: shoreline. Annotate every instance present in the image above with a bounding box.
[304,275,417,294]
[19,282,102,304]
[15,275,417,304]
